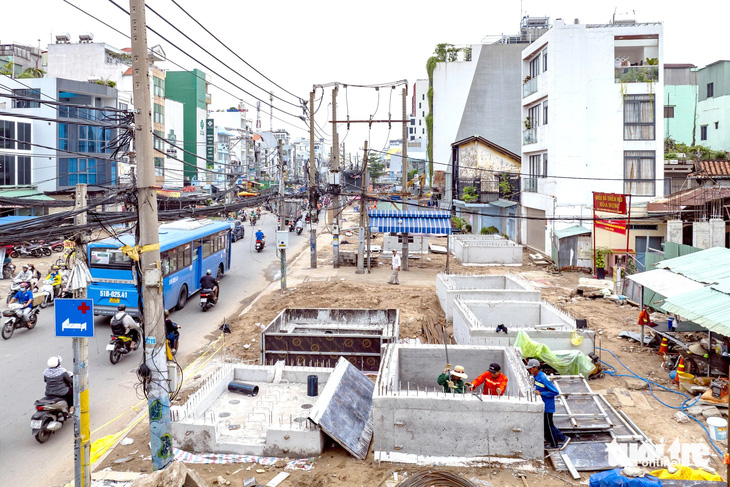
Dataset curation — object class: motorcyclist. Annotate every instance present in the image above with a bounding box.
[44,356,74,414]
[110,304,142,350]
[164,310,181,354]
[14,264,32,283]
[255,228,265,244]
[28,263,42,289]
[44,265,62,296]
[295,217,303,233]
[9,281,33,324]
[200,269,219,301]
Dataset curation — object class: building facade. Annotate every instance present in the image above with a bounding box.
[520,19,664,255]
[409,79,429,142]
[697,60,730,152]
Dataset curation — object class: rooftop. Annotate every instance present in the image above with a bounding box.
[690,160,730,178]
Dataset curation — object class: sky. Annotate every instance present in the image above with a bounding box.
[2,0,729,162]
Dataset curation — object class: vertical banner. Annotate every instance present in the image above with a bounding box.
[206,119,215,170]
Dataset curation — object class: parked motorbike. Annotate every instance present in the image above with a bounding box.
[31,396,70,443]
[10,243,40,258]
[3,262,15,280]
[200,288,216,312]
[107,331,138,364]
[1,302,39,339]
[255,239,265,253]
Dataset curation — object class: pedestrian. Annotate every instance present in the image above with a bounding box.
[437,363,468,393]
[470,362,508,396]
[525,358,570,450]
[388,249,401,285]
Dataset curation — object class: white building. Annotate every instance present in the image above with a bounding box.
[409,79,429,142]
[519,19,664,254]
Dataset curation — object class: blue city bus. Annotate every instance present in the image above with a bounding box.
[87,218,232,316]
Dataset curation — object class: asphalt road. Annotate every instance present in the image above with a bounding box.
[0,213,310,486]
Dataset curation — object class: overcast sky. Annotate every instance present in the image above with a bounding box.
[2,0,729,160]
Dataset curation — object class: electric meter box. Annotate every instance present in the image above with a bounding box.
[328,171,341,185]
[276,231,289,249]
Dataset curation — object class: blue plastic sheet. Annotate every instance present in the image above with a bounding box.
[589,469,662,487]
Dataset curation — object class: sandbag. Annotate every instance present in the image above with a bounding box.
[588,469,661,487]
[514,330,595,377]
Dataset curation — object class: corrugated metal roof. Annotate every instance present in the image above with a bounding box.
[711,277,730,295]
[663,287,730,336]
[627,269,705,298]
[489,199,518,208]
[654,247,730,284]
[555,225,591,239]
[0,188,54,201]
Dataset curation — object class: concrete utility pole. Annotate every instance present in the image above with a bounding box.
[73,183,90,487]
[356,141,368,274]
[331,85,340,269]
[401,86,409,271]
[278,138,286,290]
[309,90,317,268]
[129,0,172,471]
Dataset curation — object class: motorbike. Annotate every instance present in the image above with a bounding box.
[200,288,216,312]
[255,239,265,253]
[31,396,71,443]
[10,243,41,258]
[249,215,257,226]
[6,278,27,304]
[107,331,138,364]
[38,280,64,308]
[2,302,39,339]
[288,221,295,232]
[295,221,303,235]
[3,262,15,280]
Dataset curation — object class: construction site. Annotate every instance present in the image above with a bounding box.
[91,209,729,487]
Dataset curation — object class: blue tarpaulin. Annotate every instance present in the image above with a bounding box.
[368,210,451,235]
[589,469,661,487]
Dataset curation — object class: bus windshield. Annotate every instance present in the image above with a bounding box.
[89,248,132,268]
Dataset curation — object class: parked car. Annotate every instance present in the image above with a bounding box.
[231,220,245,242]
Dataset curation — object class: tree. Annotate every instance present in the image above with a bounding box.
[18,67,45,79]
[367,151,386,182]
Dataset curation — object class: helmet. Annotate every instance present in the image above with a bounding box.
[22,264,28,269]
[20,282,29,289]
[47,356,61,368]
[206,269,212,275]
[118,304,126,311]
[52,265,59,271]
[258,228,262,232]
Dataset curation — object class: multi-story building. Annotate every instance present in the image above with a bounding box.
[0,43,44,78]
[520,19,664,257]
[663,64,697,146]
[697,60,730,152]
[409,79,428,142]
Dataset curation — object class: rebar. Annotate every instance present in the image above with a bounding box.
[396,471,479,487]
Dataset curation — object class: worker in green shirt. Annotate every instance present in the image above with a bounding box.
[437,364,468,393]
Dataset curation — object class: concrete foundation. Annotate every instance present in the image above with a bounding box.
[666,219,683,245]
[453,297,577,345]
[260,308,399,372]
[452,236,523,266]
[436,273,540,321]
[171,363,331,458]
[372,344,543,464]
[710,218,726,248]
[692,221,710,249]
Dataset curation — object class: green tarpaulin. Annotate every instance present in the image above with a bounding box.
[514,330,595,377]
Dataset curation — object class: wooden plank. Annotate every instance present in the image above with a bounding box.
[266,472,290,487]
[628,391,653,410]
[612,387,636,407]
[561,451,581,480]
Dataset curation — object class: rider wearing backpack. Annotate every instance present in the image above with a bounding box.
[110,304,142,349]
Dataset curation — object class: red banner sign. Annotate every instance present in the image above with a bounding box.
[593,192,627,215]
[595,219,627,235]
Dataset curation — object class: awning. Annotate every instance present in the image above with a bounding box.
[663,287,730,336]
[0,188,54,201]
[368,210,451,235]
[627,269,705,298]
[555,225,591,240]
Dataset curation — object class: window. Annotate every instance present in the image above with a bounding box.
[153,130,164,152]
[624,95,655,140]
[153,103,165,124]
[153,77,165,98]
[624,151,655,196]
[527,104,540,128]
[410,119,415,125]
[418,102,421,109]
[664,106,675,118]
[422,94,425,100]
[12,89,40,108]
[59,157,105,186]
[17,123,31,150]
[0,121,14,149]
[89,248,132,269]
[700,125,708,141]
[529,56,541,78]
[528,154,547,178]
[59,123,69,151]
[707,82,714,98]
[715,122,719,129]
[418,119,421,126]
[17,156,30,185]
[0,155,15,185]
[543,48,548,72]
[119,102,128,112]
[542,100,548,125]
[154,157,164,177]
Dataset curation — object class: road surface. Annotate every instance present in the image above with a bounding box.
[0,213,311,486]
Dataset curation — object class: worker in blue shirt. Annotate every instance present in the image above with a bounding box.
[526,359,570,450]
[9,281,34,325]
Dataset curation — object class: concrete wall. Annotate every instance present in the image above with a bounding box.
[373,344,543,464]
[692,221,710,249]
[383,235,429,254]
[453,238,522,265]
[452,298,576,345]
[436,273,539,320]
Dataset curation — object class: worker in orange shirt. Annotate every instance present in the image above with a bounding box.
[470,362,508,396]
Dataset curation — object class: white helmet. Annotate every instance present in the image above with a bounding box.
[47,356,61,368]
[206,269,212,275]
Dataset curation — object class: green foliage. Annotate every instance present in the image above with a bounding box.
[645,57,659,65]
[665,137,727,161]
[594,248,610,269]
[451,216,467,230]
[427,86,433,112]
[481,226,499,235]
[615,66,659,83]
[463,47,472,61]
[461,186,478,203]
[408,169,418,180]
[0,61,15,76]
[366,151,386,181]
[434,43,452,62]
[92,79,116,88]
[498,174,512,198]
[426,56,439,79]
[465,224,472,233]
[523,116,531,130]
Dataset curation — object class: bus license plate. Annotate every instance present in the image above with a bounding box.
[30,420,42,429]
[106,344,115,351]
[109,298,120,304]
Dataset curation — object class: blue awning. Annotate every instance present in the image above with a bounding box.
[368,210,451,235]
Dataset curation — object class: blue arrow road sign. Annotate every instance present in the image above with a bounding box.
[55,299,94,338]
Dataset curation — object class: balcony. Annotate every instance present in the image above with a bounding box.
[523,177,538,193]
[522,128,537,145]
[614,66,659,83]
[523,77,538,98]
[455,176,520,204]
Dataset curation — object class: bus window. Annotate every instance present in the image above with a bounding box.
[90,248,132,269]
[202,235,213,258]
[182,243,191,267]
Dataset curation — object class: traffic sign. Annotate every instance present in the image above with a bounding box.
[55,299,95,338]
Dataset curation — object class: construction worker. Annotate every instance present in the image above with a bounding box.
[526,359,570,450]
[470,362,508,396]
[437,364,468,394]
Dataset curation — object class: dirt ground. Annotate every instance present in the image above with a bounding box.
[95,235,727,486]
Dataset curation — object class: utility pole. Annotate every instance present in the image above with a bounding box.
[278,138,286,290]
[401,86,409,271]
[129,0,172,471]
[357,141,368,274]
[73,183,90,487]
[331,85,340,269]
[309,90,317,268]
